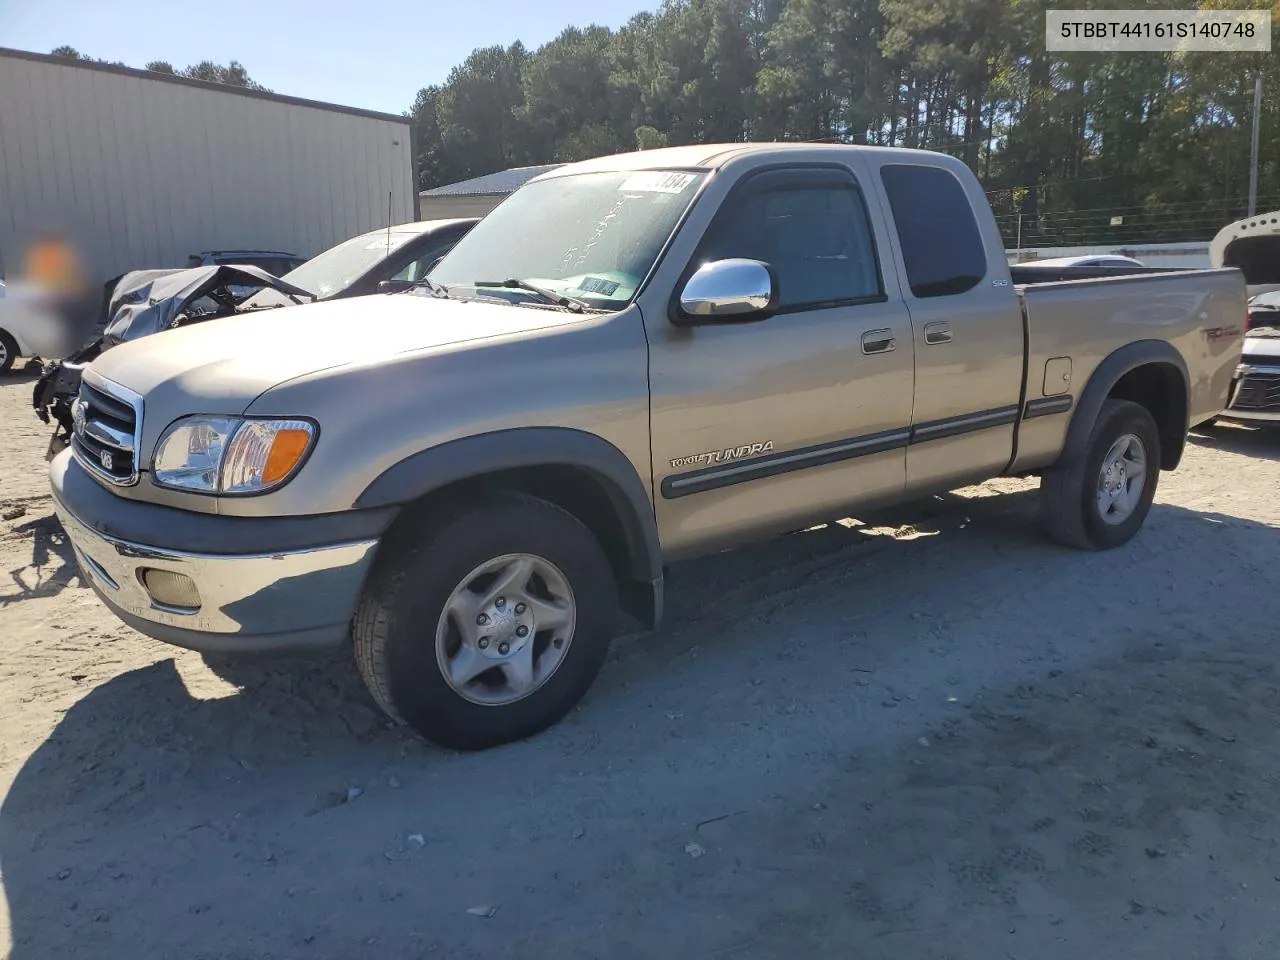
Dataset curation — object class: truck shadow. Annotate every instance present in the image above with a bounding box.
[1189,421,1280,462]
[2,490,1277,956]
[0,512,82,608]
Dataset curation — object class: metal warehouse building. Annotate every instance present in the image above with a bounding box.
[417,164,563,220]
[0,47,419,283]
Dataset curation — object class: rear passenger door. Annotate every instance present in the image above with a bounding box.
[645,164,916,555]
[869,161,1025,492]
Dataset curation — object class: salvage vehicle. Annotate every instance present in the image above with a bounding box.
[1208,211,1280,425]
[49,143,1246,750]
[33,265,315,456]
[1222,326,1280,424]
[1027,254,1145,269]
[1247,290,1280,331]
[187,249,306,276]
[32,218,478,454]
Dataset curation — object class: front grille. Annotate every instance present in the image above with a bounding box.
[71,379,143,485]
[1231,373,1280,412]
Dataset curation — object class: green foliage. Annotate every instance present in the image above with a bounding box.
[410,0,1278,245]
[635,125,670,149]
[51,46,268,91]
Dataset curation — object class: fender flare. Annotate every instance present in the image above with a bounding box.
[353,427,663,584]
[1060,339,1190,470]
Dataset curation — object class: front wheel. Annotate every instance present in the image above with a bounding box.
[1040,398,1161,550]
[0,330,17,375]
[353,493,618,750]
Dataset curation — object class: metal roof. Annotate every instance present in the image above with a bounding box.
[0,47,410,125]
[420,164,565,198]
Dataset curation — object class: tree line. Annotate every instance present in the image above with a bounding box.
[411,0,1279,246]
[51,0,1280,249]
[51,47,268,92]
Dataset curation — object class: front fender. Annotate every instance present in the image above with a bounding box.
[354,426,662,587]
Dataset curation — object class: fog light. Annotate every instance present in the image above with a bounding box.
[139,568,201,610]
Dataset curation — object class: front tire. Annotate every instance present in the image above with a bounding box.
[1040,399,1161,550]
[0,330,17,375]
[353,492,618,750]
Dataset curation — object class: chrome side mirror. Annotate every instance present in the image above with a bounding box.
[675,259,776,324]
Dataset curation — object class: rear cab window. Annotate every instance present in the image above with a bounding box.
[879,164,987,298]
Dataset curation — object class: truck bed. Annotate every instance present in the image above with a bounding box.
[1008,266,1246,473]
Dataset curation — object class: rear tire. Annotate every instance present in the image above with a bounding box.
[1040,399,1161,550]
[0,330,17,375]
[353,492,618,750]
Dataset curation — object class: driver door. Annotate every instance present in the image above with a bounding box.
[644,164,916,556]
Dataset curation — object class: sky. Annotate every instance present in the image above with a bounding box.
[0,0,649,115]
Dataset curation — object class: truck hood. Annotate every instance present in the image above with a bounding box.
[1243,326,1280,363]
[89,293,591,412]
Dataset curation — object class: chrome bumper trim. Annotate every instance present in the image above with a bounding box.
[55,501,378,637]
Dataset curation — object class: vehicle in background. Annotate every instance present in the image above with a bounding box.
[32,218,478,452]
[1222,326,1280,424]
[49,143,1245,751]
[0,278,11,373]
[1210,209,1280,298]
[187,250,306,276]
[1029,254,1146,269]
[1246,290,1280,331]
[1209,213,1280,426]
[0,276,103,375]
[239,217,478,308]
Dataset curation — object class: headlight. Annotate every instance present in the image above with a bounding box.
[152,416,316,494]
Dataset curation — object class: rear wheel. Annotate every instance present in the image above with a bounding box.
[1041,399,1161,550]
[353,492,618,750]
[0,330,17,374]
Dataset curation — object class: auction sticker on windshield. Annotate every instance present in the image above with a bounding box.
[363,236,413,251]
[620,172,698,194]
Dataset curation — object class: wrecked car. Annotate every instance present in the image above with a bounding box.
[32,217,478,456]
[32,263,316,457]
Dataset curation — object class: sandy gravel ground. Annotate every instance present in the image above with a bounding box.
[2,368,1280,960]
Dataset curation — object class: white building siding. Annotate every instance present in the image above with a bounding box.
[0,50,415,281]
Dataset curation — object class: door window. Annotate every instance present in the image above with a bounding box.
[696,174,883,312]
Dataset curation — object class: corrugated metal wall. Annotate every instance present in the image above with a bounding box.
[0,51,415,282]
[417,195,507,221]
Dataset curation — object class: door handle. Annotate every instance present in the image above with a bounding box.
[924,321,953,345]
[861,329,896,355]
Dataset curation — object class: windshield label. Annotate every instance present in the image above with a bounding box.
[363,237,412,251]
[620,171,698,194]
[577,276,621,296]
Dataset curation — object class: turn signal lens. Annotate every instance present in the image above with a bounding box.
[264,428,313,485]
[219,419,317,494]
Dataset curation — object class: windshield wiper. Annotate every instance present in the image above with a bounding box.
[473,278,587,313]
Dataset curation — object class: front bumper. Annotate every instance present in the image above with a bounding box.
[51,451,390,654]
[1223,360,1280,423]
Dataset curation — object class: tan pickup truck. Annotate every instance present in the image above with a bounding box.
[50,143,1246,749]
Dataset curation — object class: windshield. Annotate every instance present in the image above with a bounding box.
[1253,291,1280,309]
[278,229,420,298]
[431,169,707,310]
